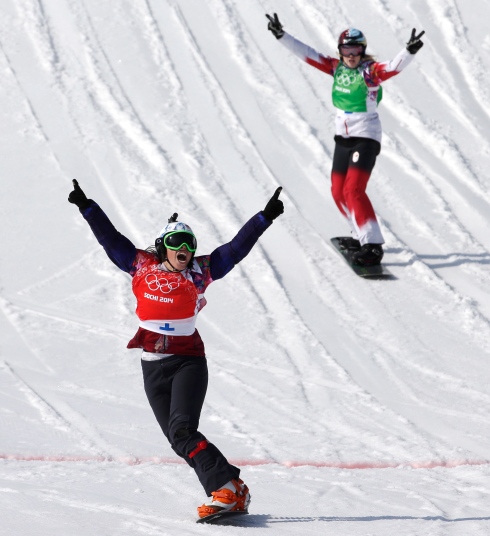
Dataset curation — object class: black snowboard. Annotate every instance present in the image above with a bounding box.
[196,510,249,525]
[331,237,394,279]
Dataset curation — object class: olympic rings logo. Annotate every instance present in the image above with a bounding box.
[337,71,357,87]
[145,273,180,294]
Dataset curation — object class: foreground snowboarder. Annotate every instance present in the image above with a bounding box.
[266,13,424,266]
[68,180,284,520]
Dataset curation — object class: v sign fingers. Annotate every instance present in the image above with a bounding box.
[406,28,425,54]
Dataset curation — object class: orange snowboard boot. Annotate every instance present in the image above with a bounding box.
[197,478,251,519]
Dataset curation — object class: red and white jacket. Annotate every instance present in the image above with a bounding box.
[280,32,415,142]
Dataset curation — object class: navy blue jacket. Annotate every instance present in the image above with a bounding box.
[79,200,273,356]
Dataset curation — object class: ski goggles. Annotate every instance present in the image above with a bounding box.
[339,45,364,57]
[163,231,197,252]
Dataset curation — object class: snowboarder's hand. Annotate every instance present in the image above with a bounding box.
[406,29,425,54]
[263,187,284,221]
[68,179,90,210]
[266,13,284,40]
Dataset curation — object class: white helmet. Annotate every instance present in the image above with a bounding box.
[154,214,197,265]
[156,220,195,239]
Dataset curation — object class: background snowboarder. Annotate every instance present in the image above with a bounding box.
[266,13,424,266]
[68,179,284,518]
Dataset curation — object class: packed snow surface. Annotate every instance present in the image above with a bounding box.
[2,0,490,534]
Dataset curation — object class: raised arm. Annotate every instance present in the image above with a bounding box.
[68,180,137,273]
[369,28,424,83]
[369,48,415,83]
[210,187,284,280]
[281,33,338,75]
[266,12,338,76]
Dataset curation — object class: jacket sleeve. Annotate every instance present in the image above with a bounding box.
[209,211,272,281]
[280,32,338,76]
[369,48,415,84]
[80,201,137,274]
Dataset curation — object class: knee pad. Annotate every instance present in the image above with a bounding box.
[173,428,208,459]
[174,427,196,439]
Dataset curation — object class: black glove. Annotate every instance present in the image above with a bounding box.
[266,13,284,40]
[68,179,91,210]
[406,29,425,54]
[263,187,284,222]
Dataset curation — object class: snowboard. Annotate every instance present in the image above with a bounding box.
[331,237,394,279]
[196,510,249,525]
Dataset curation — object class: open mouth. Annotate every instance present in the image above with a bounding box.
[177,252,187,263]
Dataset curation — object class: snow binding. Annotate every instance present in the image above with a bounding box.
[196,509,249,525]
[331,237,394,279]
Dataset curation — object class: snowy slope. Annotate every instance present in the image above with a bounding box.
[2,0,490,534]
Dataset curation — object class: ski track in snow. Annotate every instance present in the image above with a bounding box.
[3,0,490,534]
[0,360,121,457]
[2,0,486,456]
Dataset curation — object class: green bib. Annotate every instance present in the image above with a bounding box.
[332,63,383,112]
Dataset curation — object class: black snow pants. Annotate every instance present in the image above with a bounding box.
[141,355,240,496]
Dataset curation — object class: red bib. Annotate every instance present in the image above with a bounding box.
[132,258,199,322]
